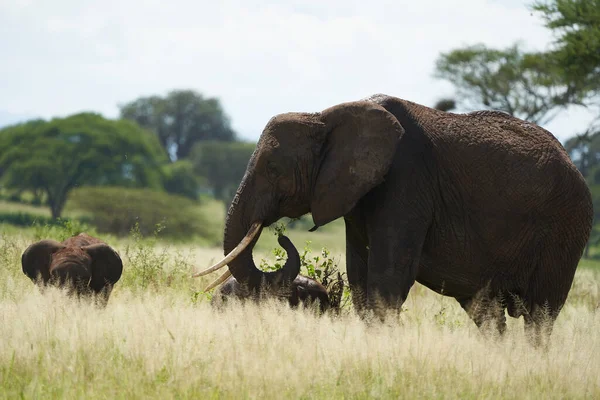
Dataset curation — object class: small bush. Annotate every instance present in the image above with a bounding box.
[67,186,221,243]
[121,222,195,292]
[259,223,350,312]
[31,218,97,242]
[0,212,55,227]
[162,160,205,200]
[0,212,92,232]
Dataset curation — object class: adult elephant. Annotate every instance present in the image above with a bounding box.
[195,94,593,345]
[22,233,123,306]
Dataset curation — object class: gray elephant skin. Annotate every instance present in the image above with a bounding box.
[22,233,123,305]
[196,93,593,346]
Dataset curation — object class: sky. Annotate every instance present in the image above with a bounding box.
[0,0,597,143]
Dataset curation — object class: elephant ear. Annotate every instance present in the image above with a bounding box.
[296,284,309,301]
[83,243,123,291]
[21,240,65,283]
[311,101,404,227]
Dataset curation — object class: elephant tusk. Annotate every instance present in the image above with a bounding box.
[203,270,232,292]
[191,221,263,277]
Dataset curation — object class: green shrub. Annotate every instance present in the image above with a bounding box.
[31,218,97,242]
[121,222,195,292]
[0,212,92,231]
[162,160,205,200]
[259,223,350,312]
[0,212,55,227]
[67,186,220,242]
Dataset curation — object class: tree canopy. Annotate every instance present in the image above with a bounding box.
[533,0,600,101]
[435,0,599,129]
[434,43,577,125]
[190,140,256,207]
[162,160,205,200]
[119,89,237,161]
[0,113,168,218]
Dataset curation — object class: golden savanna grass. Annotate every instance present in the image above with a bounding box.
[1,228,599,399]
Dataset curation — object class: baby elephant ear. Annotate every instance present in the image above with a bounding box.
[82,243,123,292]
[21,240,65,283]
[296,284,309,301]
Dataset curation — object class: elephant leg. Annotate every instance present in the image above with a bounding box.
[344,205,369,314]
[456,294,507,338]
[523,305,556,350]
[92,284,113,308]
[522,237,578,349]
[363,205,430,318]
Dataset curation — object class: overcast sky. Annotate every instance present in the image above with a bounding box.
[0,0,596,142]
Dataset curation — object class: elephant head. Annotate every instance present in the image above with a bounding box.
[194,100,404,293]
[212,274,331,313]
[22,233,123,305]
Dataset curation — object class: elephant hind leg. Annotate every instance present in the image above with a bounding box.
[456,292,507,338]
[522,236,581,349]
[523,304,557,350]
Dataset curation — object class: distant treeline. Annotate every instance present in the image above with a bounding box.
[0,0,598,244]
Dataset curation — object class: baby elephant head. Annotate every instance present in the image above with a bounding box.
[211,274,331,313]
[21,233,123,306]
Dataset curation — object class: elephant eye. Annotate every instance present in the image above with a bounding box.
[267,161,280,178]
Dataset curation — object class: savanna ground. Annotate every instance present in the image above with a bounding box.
[1,212,599,399]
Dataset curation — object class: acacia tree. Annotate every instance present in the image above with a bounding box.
[533,0,600,98]
[434,43,578,125]
[0,113,167,218]
[119,90,237,161]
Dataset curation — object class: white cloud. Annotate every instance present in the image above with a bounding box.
[0,0,596,141]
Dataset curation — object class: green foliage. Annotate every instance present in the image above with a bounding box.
[0,113,168,218]
[119,89,237,161]
[67,187,221,242]
[190,140,256,206]
[121,222,190,291]
[259,223,350,311]
[0,212,68,228]
[162,160,205,200]
[532,0,600,98]
[31,218,96,242]
[434,43,573,124]
[119,222,197,294]
[0,213,94,242]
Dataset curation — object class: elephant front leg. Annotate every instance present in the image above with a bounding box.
[364,209,431,319]
[344,207,369,314]
[365,238,425,317]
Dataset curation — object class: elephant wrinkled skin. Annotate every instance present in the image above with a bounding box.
[22,233,123,306]
[196,94,593,346]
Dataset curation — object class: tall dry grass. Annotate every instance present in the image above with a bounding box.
[1,229,599,399]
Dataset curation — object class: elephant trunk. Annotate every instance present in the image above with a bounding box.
[222,193,265,289]
[195,172,301,292]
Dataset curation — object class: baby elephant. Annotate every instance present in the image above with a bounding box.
[21,233,123,306]
[212,274,331,313]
